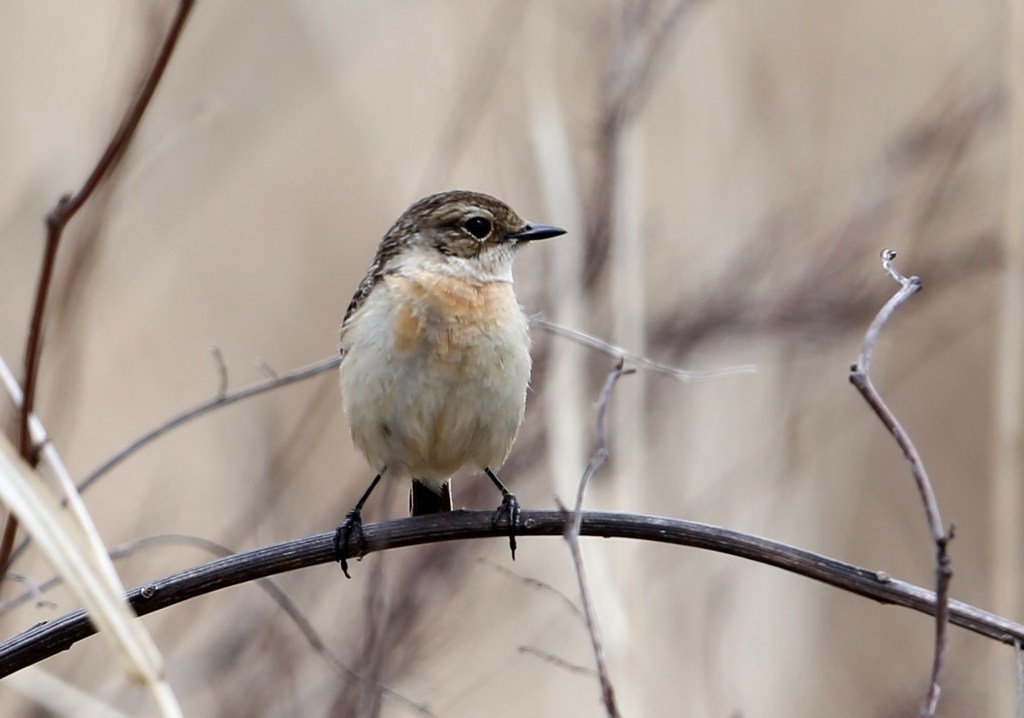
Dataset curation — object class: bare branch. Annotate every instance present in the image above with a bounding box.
[0,510,1018,679]
[849,250,952,718]
[2,0,197,579]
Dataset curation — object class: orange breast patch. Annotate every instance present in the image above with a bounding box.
[388,272,514,358]
[393,302,422,354]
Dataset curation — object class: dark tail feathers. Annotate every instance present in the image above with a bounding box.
[409,479,453,515]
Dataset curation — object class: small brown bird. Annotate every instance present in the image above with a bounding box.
[334,190,565,576]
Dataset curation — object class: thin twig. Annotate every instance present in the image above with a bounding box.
[0,510,1017,678]
[253,357,279,381]
[2,0,197,579]
[849,249,952,718]
[4,356,340,569]
[564,361,634,718]
[572,362,636,521]
[532,316,756,381]
[518,646,598,677]
[479,559,583,621]
[78,355,339,496]
[4,573,57,610]
[209,345,228,399]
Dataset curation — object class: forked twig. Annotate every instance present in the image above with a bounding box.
[1,0,197,578]
[564,361,635,718]
[849,249,952,718]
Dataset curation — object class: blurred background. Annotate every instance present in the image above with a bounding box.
[0,1,1019,715]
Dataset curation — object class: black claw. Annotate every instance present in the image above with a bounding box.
[334,509,366,579]
[334,472,383,579]
[491,493,520,561]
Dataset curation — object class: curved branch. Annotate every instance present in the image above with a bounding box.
[0,510,1020,677]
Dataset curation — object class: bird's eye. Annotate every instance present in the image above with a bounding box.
[464,216,492,239]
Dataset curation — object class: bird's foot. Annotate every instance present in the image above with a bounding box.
[491,492,520,561]
[333,508,366,579]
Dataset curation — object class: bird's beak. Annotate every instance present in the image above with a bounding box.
[509,223,567,242]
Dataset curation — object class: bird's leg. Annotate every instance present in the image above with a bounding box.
[485,467,519,560]
[334,472,383,578]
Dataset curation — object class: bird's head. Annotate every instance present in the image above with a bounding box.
[385,190,566,282]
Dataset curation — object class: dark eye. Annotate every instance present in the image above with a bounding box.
[464,216,492,239]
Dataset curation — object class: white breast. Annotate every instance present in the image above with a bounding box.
[339,269,531,485]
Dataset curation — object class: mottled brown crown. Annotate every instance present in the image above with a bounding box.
[341,190,551,328]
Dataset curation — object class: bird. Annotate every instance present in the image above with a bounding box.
[334,190,566,577]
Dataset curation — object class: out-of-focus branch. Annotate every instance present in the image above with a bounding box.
[518,646,598,677]
[585,0,708,287]
[1,0,197,579]
[994,1,1024,714]
[532,316,755,380]
[849,250,952,718]
[77,356,341,496]
[4,356,340,568]
[0,510,1018,680]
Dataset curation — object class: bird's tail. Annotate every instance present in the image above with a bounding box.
[409,479,453,515]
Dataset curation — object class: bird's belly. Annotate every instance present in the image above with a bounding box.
[340,275,531,481]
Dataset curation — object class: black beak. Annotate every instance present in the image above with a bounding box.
[510,223,566,242]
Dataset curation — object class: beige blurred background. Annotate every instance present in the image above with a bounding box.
[0,1,1019,716]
